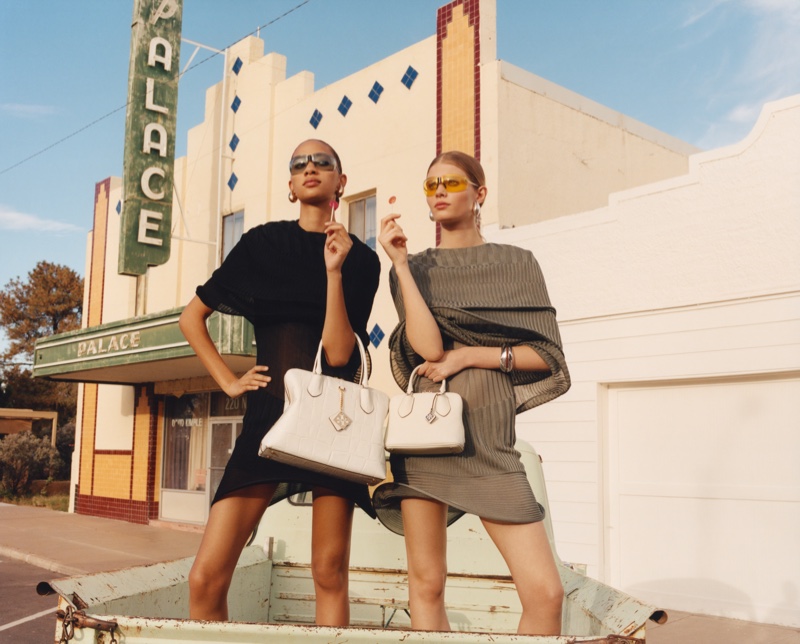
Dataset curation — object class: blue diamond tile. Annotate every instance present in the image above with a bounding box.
[310,109,323,129]
[227,173,238,190]
[232,57,243,75]
[231,95,241,113]
[116,200,121,214]
[338,95,352,116]
[229,134,239,151]
[368,81,384,103]
[401,66,419,89]
[369,324,385,348]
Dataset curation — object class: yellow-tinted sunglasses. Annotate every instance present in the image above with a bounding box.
[423,175,478,196]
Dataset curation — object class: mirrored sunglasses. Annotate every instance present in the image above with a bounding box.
[423,175,477,196]
[289,153,338,175]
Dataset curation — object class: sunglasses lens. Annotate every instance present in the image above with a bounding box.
[443,176,467,192]
[423,175,471,195]
[289,157,308,174]
[289,154,337,175]
[312,154,335,171]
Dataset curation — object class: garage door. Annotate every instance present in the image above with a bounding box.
[606,375,800,627]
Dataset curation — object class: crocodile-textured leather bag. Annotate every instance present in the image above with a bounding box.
[384,366,465,455]
[259,335,388,485]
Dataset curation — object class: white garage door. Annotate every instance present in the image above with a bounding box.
[606,375,800,627]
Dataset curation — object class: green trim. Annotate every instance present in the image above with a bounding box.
[33,308,255,379]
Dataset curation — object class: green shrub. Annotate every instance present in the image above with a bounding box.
[0,432,63,496]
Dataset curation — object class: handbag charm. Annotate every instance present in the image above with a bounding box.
[426,394,443,423]
[330,386,352,430]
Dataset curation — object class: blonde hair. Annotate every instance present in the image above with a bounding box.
[427,150,485,190]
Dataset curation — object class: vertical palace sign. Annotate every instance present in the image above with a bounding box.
[119,0,183,275]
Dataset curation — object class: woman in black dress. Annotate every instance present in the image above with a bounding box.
[179,139,380,624]
[374,151,570,635]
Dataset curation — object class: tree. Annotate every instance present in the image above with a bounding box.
[0,431,62,496]
[0,260,83,362]
[0,366,79,426]
[0,262,83,484]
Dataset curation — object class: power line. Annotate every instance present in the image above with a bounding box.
[0,0,311,178]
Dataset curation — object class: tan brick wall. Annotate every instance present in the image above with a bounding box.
[441,4,476,155]
[131,389,151,501]
[93,454,133,498]
[78,384,98,493]
[154,398,164,500]
[87,181,108,328]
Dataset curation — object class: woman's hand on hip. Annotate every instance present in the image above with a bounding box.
[417,349,469,382]
[324,221,353,273]
[378,213,409,265]
[225,365,271,398]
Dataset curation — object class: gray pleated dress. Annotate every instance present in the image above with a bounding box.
[372,244,571,535]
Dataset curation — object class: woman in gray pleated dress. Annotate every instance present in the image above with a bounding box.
[373,151,570,635]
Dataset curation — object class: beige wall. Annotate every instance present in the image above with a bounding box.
[494,62,699,227]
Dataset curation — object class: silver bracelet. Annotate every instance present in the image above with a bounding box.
[499,344,514,373]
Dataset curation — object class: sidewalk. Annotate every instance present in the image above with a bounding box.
[0,502,202,577]
[1,503,797,643]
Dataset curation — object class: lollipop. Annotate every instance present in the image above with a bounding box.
[329,199,339,221]
[388,195,397,213]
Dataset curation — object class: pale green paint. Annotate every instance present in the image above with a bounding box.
[118,0,183,275]
[32,308,255,378]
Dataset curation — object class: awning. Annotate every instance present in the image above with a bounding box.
[32,308,255,386]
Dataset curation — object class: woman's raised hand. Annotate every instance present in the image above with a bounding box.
[323,220,353,272]
[225,365,270,398]
[379,213,409,265]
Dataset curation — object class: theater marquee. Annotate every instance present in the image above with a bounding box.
[119,0,183,275]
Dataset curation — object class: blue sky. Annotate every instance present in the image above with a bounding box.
[0,0,798,296]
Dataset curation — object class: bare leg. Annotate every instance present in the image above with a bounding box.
[189,483,276,620]
[401,497,450,631]
[481,518,563,635]
[310,487,355,626]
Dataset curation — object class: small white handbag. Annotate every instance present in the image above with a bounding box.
[384,366,465,455]
[259,336,389,485]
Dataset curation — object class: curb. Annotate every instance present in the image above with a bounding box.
[0,545,85,577]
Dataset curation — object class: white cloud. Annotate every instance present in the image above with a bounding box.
[0,103,57,118]
[0,205,82,233]
[694,0,800,147]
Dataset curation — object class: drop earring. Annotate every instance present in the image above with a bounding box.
[429,211,435,221]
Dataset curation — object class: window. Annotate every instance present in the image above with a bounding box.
[221,210,244,261]
[162,394,208,491]
[348,195,376,250]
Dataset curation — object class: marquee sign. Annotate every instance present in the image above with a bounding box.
[119,0,183,275]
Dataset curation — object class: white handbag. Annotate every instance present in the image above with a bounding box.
[259,336,389,485]
[384,366,465,455]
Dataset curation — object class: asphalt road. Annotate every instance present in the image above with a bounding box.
[0,557,60,644]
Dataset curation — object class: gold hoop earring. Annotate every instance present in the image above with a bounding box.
[473,202,481,217]
[288,191,298,203]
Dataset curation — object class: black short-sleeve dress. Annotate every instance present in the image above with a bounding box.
[196,220,380,516]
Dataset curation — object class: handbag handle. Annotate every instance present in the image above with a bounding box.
[309,335,376,414]
[312,334,370,386]
[407,365,447,394]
